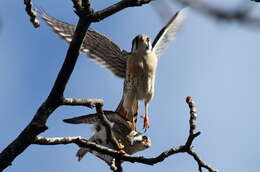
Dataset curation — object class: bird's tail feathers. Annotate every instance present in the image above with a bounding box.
[115,97,138,122]
[76,148,90,162]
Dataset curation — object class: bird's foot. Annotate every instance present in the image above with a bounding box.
[118,139,125,150]
[141,114,150,131]
[119,149,126,154]
[128,130,137,137]
[127,130,138,145]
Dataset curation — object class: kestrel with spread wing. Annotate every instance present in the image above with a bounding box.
[40,8,187,130]
[63,111,151,167]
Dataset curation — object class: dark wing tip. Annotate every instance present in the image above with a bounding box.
[63,111,116,125]
[63,118,82,124]
[152,8,188,53]
[152,10,180,48]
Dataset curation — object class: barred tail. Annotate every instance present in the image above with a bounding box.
[115,97,125,116]
[76,148,89,162]
[115,96,138,122]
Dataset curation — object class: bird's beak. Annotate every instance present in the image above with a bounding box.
[142,139,151,147]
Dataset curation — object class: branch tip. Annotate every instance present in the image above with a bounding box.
[2,0,220,172]
[62,98,103,108]
[24,0,40,28]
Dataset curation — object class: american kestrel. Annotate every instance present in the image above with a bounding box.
[40,8,187,130]
[63,111,151,166]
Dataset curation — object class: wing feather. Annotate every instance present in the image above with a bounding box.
[63,111,131,126]
[39,11,127,78]
[152,8,188,57]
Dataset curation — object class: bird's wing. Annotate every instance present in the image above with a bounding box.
[152,8,188,57]
[63,111,131,128]
[63,113,101,124]
[39,11,128,78]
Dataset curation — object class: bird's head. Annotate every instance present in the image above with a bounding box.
[131,34,152,53]
[125,132,151,154]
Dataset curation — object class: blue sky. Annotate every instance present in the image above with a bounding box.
[0,0,260,171]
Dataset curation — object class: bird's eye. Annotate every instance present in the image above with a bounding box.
[146,37,150,42]
[142,136,148,140]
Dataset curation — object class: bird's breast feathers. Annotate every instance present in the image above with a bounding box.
[125,52,157,99]
[127,52,157,77]
[143,52,158,75]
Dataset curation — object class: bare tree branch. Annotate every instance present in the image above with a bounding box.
[34,136,84,145]
[177,0,255,23]
[185,96,200,146]
[151,0,173,22]
[62,98,103,108]
[95,104,124,171]
[187,149,216,172]
[0,1,92,170]
[33,135,185,164]
[0,0,152,171]
[96,104,122,150]
[114,159,123,172]
[185,96,217,172]
[3,0,218,171]
[91,0,151,22]
[32,97,217,172]
[153,0,260,28]
[24,0,40,28]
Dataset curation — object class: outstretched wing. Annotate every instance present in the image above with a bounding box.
[63,111,115,124]
[39,11,128,78]
[152,8,188,57]
[63,111,131,127]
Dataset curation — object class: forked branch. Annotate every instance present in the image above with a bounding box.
[24,0,40,27]
[33,97,217,172]
[153,0,260,29]
[0,0,151,171]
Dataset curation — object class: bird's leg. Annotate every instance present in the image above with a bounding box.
[120,109,136,131]
[117,139,125,150]
[141,102,150,131]
[127,109,137,131]
[117,139,127,154]
[131,117,136,131]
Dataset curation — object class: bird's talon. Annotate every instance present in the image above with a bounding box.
[118,139,125,150]
[141,114,150,130]
[143,121,149,130]
[119,150,126,154]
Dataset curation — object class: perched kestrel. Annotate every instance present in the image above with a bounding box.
[63,111,151,166]
[40,8,187,130]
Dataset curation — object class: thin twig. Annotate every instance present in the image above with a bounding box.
[185,96,217,172]
[33,135,185,165]
[153,0,260,28]
[95,103,123,171]
[32,97,217,172]
[176,0,253,23]
[185,96,200,147]
[72,0,82,13]
[114,159,123,172]
[0,0,152,171]
[91,0,151,22]
[0,1,92,170]
[24,0,40,28]
[62,97,103,108]
[188,149,217,172]
[96,105,121,150]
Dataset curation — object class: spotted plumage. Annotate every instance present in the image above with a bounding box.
[40,8,187,130]
[63,111,151,166]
